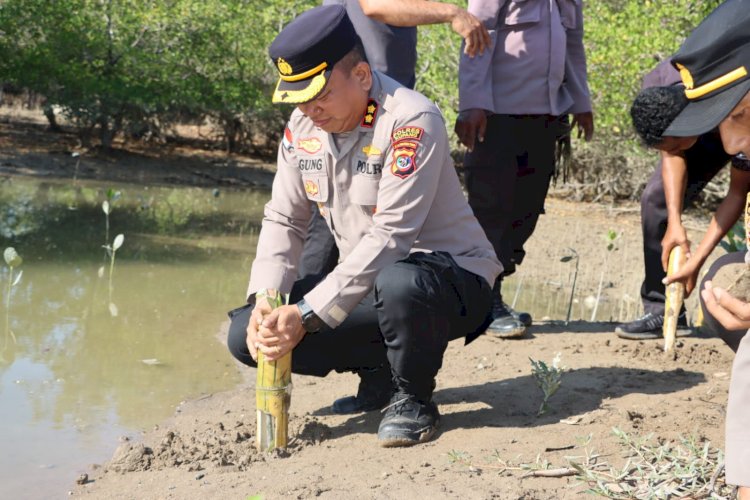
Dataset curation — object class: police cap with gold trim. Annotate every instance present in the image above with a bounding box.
[268,5,359,104]
[665,0,750,137]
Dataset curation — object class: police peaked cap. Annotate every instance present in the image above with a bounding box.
[665,0,750,136]
[268,5,359,104]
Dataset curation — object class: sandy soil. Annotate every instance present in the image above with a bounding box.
[0,110,736,499]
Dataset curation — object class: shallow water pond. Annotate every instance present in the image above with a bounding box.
[0,176,268,498]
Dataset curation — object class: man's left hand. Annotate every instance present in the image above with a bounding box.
[702,280,750,330]
[572,112,594,141]
[256,304,306,360]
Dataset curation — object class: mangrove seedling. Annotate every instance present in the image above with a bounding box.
[591,230,620,321]
[3,247,23,345]
[256,289,292,451]
[560,248,579,324]
[530,353,565,416]
[102,188,122,247]
[104,234,124,312]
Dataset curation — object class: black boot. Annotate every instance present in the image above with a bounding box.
[486,280,529,338]
[377,390,440,447]
[332,366,393,414]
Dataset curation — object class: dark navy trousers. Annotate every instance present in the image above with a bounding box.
[227,252,492,400]
[463,114,565,278]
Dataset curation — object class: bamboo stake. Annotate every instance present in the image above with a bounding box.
[255,289,292,451]
[663,246,686,352]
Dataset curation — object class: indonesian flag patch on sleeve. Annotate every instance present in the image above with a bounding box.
[391,142,418,179]
[282,125,294,153]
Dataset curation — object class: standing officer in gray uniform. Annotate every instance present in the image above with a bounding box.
[455,0,594,338]
[227,5,501,448]
[649,0,750,493]
[300,0,490,281]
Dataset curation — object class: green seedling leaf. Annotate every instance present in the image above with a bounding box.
[106,189,122,202]
[560,256,574,263]
[102,200,111,215]
[4,247,22,267]
[12,270,23,287]
[113,234,125,251]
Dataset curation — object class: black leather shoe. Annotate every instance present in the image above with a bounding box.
[507,304,532,327]
[377,392,440,447]
[486,296,527,338]
[615,312,691,340]
[332,367,392,414]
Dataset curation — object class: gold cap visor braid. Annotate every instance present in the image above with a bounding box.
[272,70,328,104]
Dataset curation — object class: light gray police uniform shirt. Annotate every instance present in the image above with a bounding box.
[459,0,591,115]
[247,71,502,328]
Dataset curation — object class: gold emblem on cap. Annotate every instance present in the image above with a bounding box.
[277,58,293,76]
[675,63,694,90]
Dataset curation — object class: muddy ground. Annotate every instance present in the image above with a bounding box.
[0,111,736,499]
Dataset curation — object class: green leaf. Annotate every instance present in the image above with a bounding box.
[113,233,125,251]
[4,247,22,267]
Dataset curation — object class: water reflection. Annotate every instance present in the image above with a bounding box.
[0,176,269,498]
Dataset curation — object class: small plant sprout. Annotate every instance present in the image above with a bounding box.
[591,230,620,321]
[530,353,566,416]
[102,188,122,246]
[560,248,579,324]
[3,247,23,345]
[104,234,124,314]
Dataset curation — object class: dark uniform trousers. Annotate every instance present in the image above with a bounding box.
[228,252,493,400]
[698,251,750,483]
[298,203,339,278]
[639,134,730,315]
[463,114,565,277]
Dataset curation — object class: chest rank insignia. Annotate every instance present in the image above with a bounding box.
[298,137,322,154]
[391,141,418,179]
[304,179,319,196]
[361,99,379,128]
[277,57,293,76]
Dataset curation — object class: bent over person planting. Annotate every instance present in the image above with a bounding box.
[227,5,501,447]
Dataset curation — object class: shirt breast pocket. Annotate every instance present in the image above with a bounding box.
[301,172,329,203]
[350,153,382,207]
[557,0,579,30]
[504,0,541,26]
[350,173,380,208]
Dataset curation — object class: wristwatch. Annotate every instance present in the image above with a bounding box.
[297,299,325,333]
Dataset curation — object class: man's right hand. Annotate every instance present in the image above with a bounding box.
[455,109,487,152]
[246,295,273,362]
[660,222,691,272]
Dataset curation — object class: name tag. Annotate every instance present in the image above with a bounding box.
[298,157,324,171]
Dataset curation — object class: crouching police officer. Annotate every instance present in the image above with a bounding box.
[227,4,501,447]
